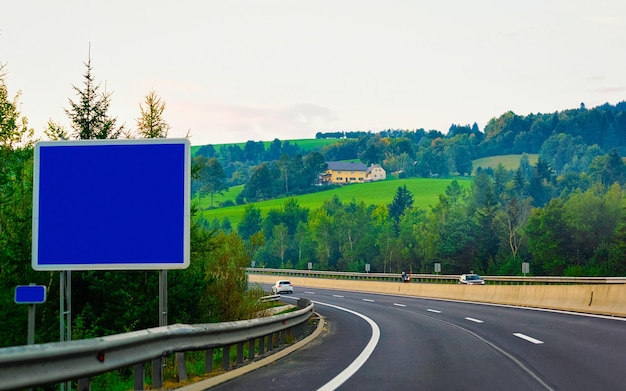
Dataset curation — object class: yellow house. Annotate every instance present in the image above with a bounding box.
[323,162,386,184]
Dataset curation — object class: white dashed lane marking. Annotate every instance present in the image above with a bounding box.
[333,295,344,298]
[514,333,544,344]
[427,309,442,313]
[393,303,406,307]
[465,317,484,323]
[363,299,375,302]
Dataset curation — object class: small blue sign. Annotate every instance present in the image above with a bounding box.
[15,285,47,304]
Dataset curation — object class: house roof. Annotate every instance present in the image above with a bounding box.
[326,161,368,171]
[367,164,384,174]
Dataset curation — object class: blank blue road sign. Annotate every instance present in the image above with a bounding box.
[32,139,190,270]
[15,285,46,304]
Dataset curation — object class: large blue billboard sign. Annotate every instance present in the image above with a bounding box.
[32,139,190,270]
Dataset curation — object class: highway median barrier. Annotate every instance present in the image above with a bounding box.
[248,274,626,317]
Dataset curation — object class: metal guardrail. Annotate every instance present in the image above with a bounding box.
[248,268,626,285]
[258,294,282,303]
[0,299,314,391]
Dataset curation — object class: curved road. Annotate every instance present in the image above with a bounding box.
[210,285,626,390]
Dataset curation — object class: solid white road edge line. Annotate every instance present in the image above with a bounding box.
[314,300,381,391]
[514,333,544,344]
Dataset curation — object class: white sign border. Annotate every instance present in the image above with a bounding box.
[32,138,191,271]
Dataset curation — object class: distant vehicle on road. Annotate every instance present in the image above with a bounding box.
[458,273,485,285]
[272,280,294,294]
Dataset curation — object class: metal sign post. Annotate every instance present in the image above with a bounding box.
[522,262,530,276]
[522,262,530,285]
[14,284,47,345]
[154,269,168,386]
[59,271,71,344]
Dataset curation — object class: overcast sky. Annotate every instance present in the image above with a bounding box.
[2,1,626,146]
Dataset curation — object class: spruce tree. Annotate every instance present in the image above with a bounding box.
[136,89,170,138]
[65,53,123,139]
[388,185,414,234]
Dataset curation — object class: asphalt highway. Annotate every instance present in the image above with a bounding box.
[209,285,626,390]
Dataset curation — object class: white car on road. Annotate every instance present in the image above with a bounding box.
[272,280,294,294]
[458,273,485,285]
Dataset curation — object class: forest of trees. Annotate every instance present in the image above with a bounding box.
[0,60,263,348]
[2,53,626,351]
[192,99,626,282]
[225,169,626,278]
[194,105,626,282]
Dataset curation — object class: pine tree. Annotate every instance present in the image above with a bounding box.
[65,52,123,139]
[136,90,170,138]
[0,64,32,147]
[388,185,414,234]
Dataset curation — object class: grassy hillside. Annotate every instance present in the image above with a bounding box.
[191,138,341,156]
[472,154,539,173]
[198,177,471,228]
[195,153,537,228]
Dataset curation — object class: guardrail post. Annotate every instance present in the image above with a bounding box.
[248,339,255,360]
[267,333,274,351]
[176,352,187,381]
[259,335,266,354]
[222,345,231,369]
[78,377,90,391]
[134,363,145,390]
[236,342,245,364]
[152,358,163,388]
[205,348,214,373]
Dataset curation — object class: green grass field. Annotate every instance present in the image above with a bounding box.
[197,177,471,228]
[472,154,538,173]
[191,138,342,156]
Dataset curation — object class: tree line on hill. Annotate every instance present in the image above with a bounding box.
[194,101,626,207]
[209,155,625,279]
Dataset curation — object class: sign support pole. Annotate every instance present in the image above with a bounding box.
[59,271,64,343]
[27,304,35,345]
[153,269,168,388]
[159,269,167,327]
[59,271,72,343]
[59,270,71,391]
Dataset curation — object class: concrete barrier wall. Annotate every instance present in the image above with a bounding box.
[249,274,626,317]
